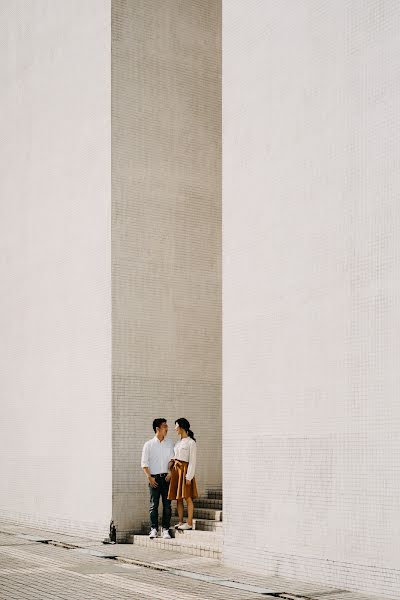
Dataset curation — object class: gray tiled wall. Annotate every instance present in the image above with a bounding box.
[111,0,222,536]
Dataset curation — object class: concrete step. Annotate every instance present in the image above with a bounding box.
[194,497,223,510]
[173,507,223,521]
[140,515,223,534]
[139,488,224,534]
[133,532,221,559]
[207,489,222,500]
[193,518,223,533]
[174,529,220,543]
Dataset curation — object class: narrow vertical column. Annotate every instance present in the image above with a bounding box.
[112,0,222,536]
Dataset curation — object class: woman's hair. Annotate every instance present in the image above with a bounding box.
[175,418,196,442]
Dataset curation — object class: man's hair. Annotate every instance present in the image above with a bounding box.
[153,418,167,433]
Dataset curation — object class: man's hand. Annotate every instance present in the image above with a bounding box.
[165,473,171,482]
[148,476,158,488]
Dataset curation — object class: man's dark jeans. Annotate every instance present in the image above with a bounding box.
[149,474,171,530]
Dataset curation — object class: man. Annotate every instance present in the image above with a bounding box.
[141,418,175,539]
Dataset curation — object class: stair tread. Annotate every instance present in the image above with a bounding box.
[133,534,222,556]
[207,490,222,499]
[174,529,219,537]
[193,519,223,533]
[195,498,223,508]
[135,529,220,541]
[135,488,223,555]
[174,508,223,520]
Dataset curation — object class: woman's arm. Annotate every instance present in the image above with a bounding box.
[186,441,197,481]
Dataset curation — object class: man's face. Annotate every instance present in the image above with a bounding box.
[158,422,168,438]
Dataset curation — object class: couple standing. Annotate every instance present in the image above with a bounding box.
[141,417,198,539]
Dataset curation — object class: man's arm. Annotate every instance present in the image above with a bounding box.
[143,466,158,488]
[141,442,158,488]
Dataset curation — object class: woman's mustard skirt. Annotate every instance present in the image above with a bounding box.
[168,459,198,500]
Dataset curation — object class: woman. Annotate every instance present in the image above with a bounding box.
[168,417,198,530]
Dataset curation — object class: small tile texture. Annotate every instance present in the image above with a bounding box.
[0,520,386,600]
[0,0,112,538]
[111,0,222,535]
[223,1,400,598]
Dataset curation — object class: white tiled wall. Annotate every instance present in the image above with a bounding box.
[0,0,112,538]
[111,0,222,536]
[223,1,400,597]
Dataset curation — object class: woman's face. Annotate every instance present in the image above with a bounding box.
[175,423,181,436]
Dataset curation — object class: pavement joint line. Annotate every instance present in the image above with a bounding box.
[0,531,350,600]
[165,572,284,596]
[114,556,171,572]
[0,542,40,547]
[276,595,315,600]
[15,534,52,543]
[112,556,284,596]
[25,536,283,596]
[48,540,88,550]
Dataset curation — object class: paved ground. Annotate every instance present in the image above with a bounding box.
[0,520,389,600]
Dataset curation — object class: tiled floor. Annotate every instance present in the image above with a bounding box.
[0,541,268,599]
[0,520,391,600]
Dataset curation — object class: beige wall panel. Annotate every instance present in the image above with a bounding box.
[112,0,221,535]
[0,0,112,537]
[223,1,400,596]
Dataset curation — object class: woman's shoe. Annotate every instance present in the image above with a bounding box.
[174,522,183,529]
[177,523,192,530]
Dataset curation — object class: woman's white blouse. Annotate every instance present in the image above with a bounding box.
[174,437,197,481]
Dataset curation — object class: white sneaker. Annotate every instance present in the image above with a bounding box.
[149,528,158,539]
[162,528,171,539]
[174,522,183,529]
[177,523,192,530]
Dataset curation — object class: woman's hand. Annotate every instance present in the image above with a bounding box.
[165,473,171,482]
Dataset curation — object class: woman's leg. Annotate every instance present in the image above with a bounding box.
[177,499,184,524]
[187,497,194,527]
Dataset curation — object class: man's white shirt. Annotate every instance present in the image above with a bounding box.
[141,436,175,475]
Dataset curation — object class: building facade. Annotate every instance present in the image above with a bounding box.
[223,1,400,597]
[111,0,222,537]
[1,1,400,597]
[0,0,112,539]
[0,0,221,539]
